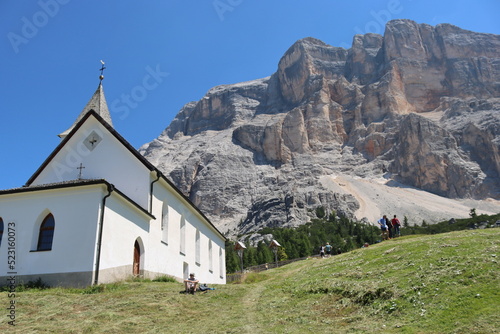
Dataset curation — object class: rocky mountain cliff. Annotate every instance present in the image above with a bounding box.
[140,19,500,235]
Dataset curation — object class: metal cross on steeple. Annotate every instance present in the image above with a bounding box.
[99,60,106,82]
[77,163,86,180]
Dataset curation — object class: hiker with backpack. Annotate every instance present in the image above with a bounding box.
[391,215,401,237]
[325,242,332,257]
[386,216,394,239]
[377,215,389,240]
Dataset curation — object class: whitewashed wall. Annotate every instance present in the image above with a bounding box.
[148,178,226,284]
[91,175,226,285]
[0,185,104,282]
[97,193,152,283]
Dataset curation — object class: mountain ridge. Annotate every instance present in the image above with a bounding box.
[140,19,500,235]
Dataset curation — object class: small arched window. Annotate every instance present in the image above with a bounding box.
[219,247,224,279]
[209,240,213,272]
[0,218,4,247]
[180,217,186,255]
[195,229,201,265]
[37,214,55,251]
[161,204,169,244]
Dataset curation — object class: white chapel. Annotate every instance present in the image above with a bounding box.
[0,77,226,287]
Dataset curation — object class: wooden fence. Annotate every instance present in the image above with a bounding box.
[226,254,321,283]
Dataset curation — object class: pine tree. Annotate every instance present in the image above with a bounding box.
[224,241,241,273]
[316,206,326,218]
[277,247,288,261]
[256,241,274,264]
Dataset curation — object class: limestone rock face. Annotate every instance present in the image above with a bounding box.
[390,113,485,198]
[140,20,500,234]
[382,20,500,112]
[277,37,348,105]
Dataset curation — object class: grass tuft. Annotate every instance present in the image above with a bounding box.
[152,275,177,283]
[0,277,49,292]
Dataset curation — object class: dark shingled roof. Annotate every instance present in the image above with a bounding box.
[0,179,155,220]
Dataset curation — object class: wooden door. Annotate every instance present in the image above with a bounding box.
[133,240,140,276]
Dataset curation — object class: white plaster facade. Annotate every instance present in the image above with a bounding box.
[0,84,226,287]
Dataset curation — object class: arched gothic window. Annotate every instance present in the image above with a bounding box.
[37,214,55,251]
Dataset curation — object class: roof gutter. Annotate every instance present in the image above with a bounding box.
[93,184,113,285]
[149,170,161,213]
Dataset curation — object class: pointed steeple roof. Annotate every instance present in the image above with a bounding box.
[58,83,113,138]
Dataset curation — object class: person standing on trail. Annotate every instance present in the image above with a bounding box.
[325,242,332,257]
[386,215,394,239]
[319,245,325,258]
[378,215,389,240]
[391,215,401,237]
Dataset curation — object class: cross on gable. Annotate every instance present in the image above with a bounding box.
[77,163,85,180]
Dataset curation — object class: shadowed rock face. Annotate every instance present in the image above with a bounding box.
[140,19,500,234]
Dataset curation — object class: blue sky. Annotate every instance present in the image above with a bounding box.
[1,0,499,190]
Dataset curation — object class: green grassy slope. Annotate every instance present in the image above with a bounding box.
[2,229,499,333]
